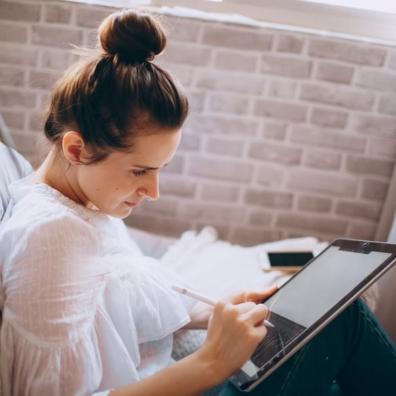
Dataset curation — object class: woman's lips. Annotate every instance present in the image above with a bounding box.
[125,201,138,208]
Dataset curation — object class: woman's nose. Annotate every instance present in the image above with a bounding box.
[137,188,159,201]
[136,176,160,201]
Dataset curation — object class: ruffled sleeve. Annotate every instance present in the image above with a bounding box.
[95,255,193,382]
[100,255,193,343]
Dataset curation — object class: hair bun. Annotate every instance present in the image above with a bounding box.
[98,10,166,63]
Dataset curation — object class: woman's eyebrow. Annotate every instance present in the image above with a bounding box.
[132,163,169,170]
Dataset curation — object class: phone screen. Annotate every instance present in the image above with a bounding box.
[268,251,314,267]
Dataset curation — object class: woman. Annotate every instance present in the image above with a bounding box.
[0,9,395,396]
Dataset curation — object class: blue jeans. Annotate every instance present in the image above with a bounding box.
[207,299,396,396]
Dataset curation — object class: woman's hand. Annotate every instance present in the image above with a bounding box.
[221,284,279,305]
[196,285,278,383]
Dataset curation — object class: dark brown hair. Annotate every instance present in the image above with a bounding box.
[44,9,189,162]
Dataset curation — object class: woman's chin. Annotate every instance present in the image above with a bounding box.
[112,205,134,219]
[93,202,134,219]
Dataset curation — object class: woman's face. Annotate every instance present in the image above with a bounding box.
[74,129,181,218]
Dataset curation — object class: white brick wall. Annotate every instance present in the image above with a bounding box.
[1,0,396,244]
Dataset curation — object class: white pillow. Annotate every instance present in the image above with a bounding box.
[0,143,33,222]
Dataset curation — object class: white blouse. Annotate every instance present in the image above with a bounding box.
[0,177,193,395]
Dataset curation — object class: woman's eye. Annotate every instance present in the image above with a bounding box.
[132,169,147,177]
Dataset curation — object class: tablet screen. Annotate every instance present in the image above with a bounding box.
[230,240,396,390]
[266,246,391,328]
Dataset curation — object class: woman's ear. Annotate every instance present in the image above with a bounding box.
[62,131,90,165]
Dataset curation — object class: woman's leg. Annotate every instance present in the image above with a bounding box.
[215,299,396,396]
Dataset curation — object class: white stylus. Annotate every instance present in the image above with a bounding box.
[172,285,275,328]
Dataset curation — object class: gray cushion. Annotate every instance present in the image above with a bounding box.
[0,143,32,222]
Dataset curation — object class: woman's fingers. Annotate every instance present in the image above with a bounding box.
[224,285,279,305]
[240,303,270,326]
[234,301,257,314]
[214,302,269,329]
[222,291,249,305]
[246,285,278,303]
[201,301,270,382]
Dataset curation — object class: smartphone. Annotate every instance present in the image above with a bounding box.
[265,251,314,272]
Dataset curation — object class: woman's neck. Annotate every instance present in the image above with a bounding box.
[35,147,89,206]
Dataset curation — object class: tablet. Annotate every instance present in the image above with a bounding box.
[229,239,396,392]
